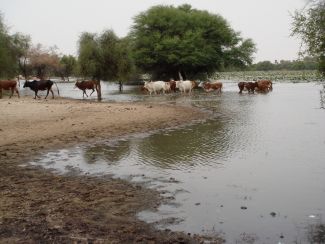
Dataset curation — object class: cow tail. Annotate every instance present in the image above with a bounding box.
[53,81,60,96]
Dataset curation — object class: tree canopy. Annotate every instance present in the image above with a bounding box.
[77,30,136,99]
[0,13,30,78]
[130,4,256,80]
[28,44,61,79]
[59,55,77,81]
[77,30,135,82]
[291,0,325,75]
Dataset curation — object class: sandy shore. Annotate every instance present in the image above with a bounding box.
[0,97,222,243]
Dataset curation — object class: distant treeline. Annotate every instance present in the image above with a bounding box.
[248,57,318,71]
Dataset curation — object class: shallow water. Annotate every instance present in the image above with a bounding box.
[29,82,325,243]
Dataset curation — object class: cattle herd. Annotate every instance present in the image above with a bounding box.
[142,79,272,95]
[0,78,273,99]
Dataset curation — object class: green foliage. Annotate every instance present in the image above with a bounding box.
[130,4,256,80]
[12,33,31,78]
[223,38,256,71]
[291,0,325,76]
[0,13,32,79]
[77,32,100,79]
[251,57,318,71]
[77,30,135,82]
[0,13,26,78]
[59,55,77,80]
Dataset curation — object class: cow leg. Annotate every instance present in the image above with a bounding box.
[238,85,243,93]
[9,88,14,98]
[50,88,54,99]
[34,91,41,99]
[82,90,87,98]
[0,89,2,99]
[45,89,50,99]
[89,89,95,96]
[16,88,20,98]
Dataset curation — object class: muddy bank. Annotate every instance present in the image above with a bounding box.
[0,97,222,243]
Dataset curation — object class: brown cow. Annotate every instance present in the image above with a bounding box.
[75,80,98,98]
[191,80,198,89]
[0,80,20,99]
[256,80,273,92]
[199,81,223,93]
[140,85,149,93]
[238,81,258,94]
[169,79,177,92]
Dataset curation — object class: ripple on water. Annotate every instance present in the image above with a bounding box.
[28,83,325,243]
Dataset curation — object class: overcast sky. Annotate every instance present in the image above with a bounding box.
[1,0,306,62]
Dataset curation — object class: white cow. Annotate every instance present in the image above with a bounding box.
[175,80,193,94]
[163,82,171,93]
[144,81,166,95]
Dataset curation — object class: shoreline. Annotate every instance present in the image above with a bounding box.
[0,97,222,243]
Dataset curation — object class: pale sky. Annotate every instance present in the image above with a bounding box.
[1,0,306,62]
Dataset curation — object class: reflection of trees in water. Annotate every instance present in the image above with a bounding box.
[136,95,258,169]
[136,119,231,169]
[320,84,325,109]
[83,140,130,164]
[307,223,325,243]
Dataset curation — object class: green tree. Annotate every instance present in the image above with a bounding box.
[130,4,256,80]
[11,33,31,79]
[223,38,256,71]
[291,0,325,76]
[250,57,318,71]
[59,55,77,81]
[0,13,27,78]
[252,61,275,71]
[77,30,135,98]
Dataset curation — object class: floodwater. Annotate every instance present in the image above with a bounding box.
[28,82,325,243]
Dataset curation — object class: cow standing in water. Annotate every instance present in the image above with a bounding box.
[238,82,258,94]
[175,80,194,94]
[143,81,167,95]
[169,79,177,92]
[74,80,98,98]
[0,80,20,98]
[256,80,273,92]
[23,80,60,99]
[199,81,223,93]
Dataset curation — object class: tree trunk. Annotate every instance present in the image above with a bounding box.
[96,80,102,101]
[119,81,123,92]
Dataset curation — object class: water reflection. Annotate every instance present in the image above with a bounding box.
[320,83,325,109]
[307,222,325,243]
[29,82,325,243]
[83,140,130,164]
[135,120,227,169]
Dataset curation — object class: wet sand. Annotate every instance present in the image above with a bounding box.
[0,97,222,243]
